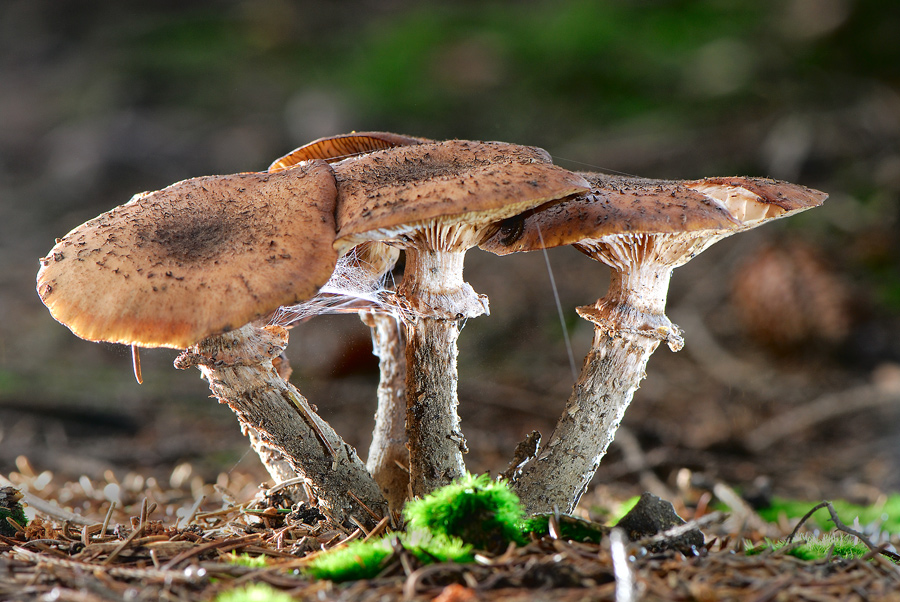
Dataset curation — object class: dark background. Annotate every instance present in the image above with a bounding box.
[2,0,899,509]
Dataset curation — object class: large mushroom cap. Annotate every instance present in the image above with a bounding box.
[333,140,590,251]
[269,131,430,172]
[37,160,339,349]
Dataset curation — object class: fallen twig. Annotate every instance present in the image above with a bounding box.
[786,501,900,563]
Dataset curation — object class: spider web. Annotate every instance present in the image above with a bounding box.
[270,252,401,326]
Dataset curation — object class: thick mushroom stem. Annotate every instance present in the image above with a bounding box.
[398,243,489,320]
[405,314,468,496]
[361,311,409,512]
[397,234,488,496]
[174,323,388,529]
[512,234,700,514]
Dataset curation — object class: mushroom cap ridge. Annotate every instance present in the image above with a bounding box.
[334,140,591,251]
[269,131,430,172]
[37,160,339,349]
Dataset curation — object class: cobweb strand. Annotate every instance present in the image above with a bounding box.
[270,253,400,326]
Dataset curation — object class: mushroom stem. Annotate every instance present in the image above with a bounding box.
[586,261,682,351]
[175,323,388,529]
[361,311,410,511]
[511,328,659,514]
[399,244,488,320]
[405,314,468,496]
[399,244,484,496]
[512,244,680,515]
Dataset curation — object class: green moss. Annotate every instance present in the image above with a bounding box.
[303,531,473,582]
[746,534,871,561]
[303,537,395,582]
[224,552,269,568]
[403,473,526,552]
[0,487,27,537]
[305,474,528,582]
[214,583,293,602]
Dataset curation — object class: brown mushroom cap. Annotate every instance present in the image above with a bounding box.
[37,160,339,349]
[333,140,591,251]
[481,172,827,255]
[269,132,430,172]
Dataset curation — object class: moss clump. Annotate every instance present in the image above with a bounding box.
[0,487,27,537]
[305,473,527,582]
[746,534,871,561]
[403,473,525,552]
[304,537,394,582]
[303,531,473,582]
[215,583,293,602]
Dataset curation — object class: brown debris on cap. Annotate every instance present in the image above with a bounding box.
[269,131,430,172]
[481,172,742,255]
[37,160,339,349]
[334,140,590,251]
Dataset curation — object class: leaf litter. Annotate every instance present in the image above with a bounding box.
[3,459,900,601]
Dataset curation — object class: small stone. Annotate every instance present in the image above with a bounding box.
[615,492,704,554]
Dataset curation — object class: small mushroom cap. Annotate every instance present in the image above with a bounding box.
[268,131,430,172]
[334,140,591,251]
[481,172,827,255]
[481,172,742,255]
[37,160,339,349]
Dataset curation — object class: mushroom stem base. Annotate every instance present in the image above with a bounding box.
[405,316,468,497]
[362,311,410,512]
[175,324,387,529]
[512,327,660,515]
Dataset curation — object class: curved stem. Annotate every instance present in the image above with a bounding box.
[512,255,675,515]
[175,323,388,529]
[511,328,659,514]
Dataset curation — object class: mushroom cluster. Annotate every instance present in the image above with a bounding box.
[37,132,827,527]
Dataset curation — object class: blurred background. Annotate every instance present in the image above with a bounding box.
[2,0,899,509]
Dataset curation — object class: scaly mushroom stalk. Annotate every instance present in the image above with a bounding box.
[395,229,488,495]
[271,134,425,508]
[273,235,412,509]
[175,323,388,529]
